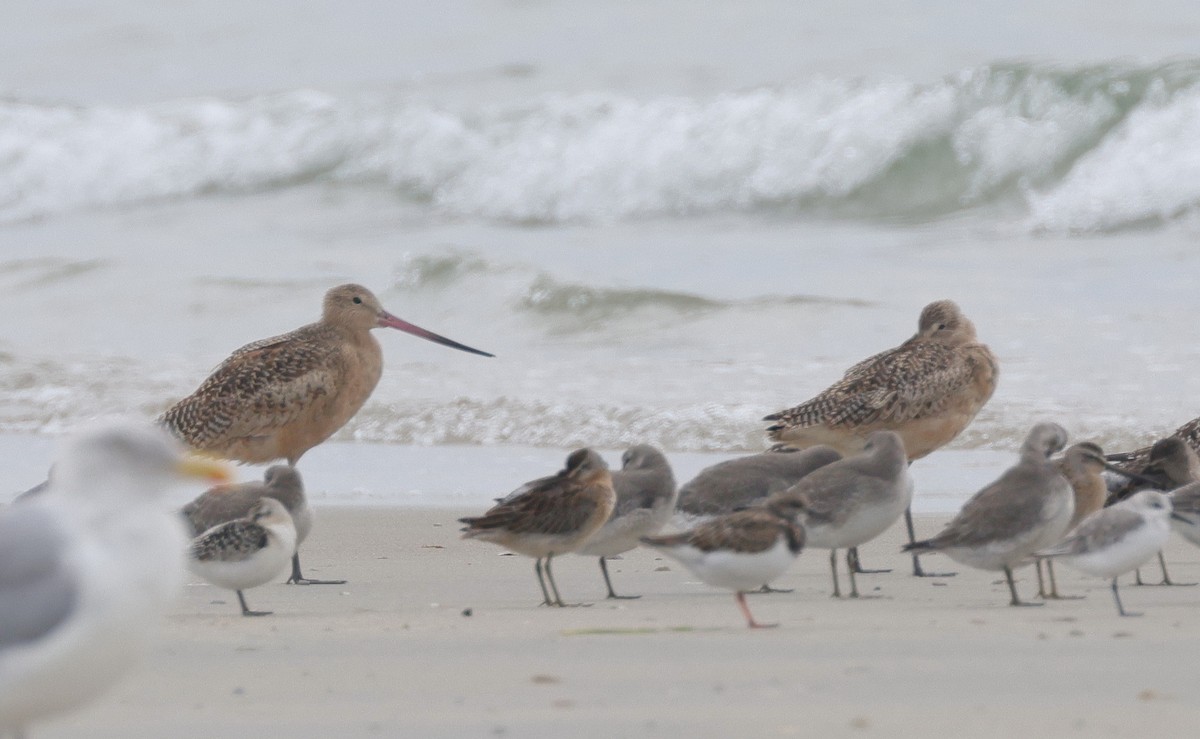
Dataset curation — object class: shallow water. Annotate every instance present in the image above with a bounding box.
[2,1,1198,467]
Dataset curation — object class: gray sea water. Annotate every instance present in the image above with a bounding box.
[2,1,1199,487]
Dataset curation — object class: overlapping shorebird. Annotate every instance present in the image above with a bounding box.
[7,289,1200,733]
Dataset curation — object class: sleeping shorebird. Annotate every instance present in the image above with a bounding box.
[764,300,998,577]
[182,465,339,586]
[640,496,807,629]
[460,449,615,607]
[187,498,297,617]
[1105,415,1200,486]
[575,445,677,600]
[771,431,913,598]
[904,422,1072,607]
[1038,491,1178,617]
[0,420,229,735]
[675,446,842,519]
[159,283,492,467]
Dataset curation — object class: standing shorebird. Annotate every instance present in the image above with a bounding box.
[771,431,913,598]
[764,300,998,577]
[575,445,677,600]
[460,449,616,607]
[1,420,229,735]
[675,446,842,519]
[1038,491,1178,617]
[1106,415,1200,485]
[182,465,339,586]
[640,496,807,629]
[904,423,1073,607]
[187,498,298,617]
[1037,442,1112,599]
[160,283,493,467]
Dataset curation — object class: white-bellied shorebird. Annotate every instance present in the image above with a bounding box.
[575,445,676,599]
[1038,491,1178,617]
[904,422,1072,607]
[772,431,913,598]
[460,449,615,607]
[182,465,341,586]
[675,446,842,519]
[160,283,492,467]
[764,300,998,577]
[641,496,807,629]
[188,498,297,617]
[0,420,229,734]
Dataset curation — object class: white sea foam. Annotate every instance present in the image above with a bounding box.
[3,63,1198,231]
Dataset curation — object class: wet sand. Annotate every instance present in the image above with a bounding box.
[37,506,1200,738]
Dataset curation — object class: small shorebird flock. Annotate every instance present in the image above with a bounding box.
[6,287,1200,732]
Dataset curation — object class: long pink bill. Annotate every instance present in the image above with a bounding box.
[377,311,495,357]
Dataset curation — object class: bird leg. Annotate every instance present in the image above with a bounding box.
[1039,559,1082,600]
[542,554,587,607]
[599,557,640,599]
[1138,552,1197,586]
[237,590,272,617]
[757,583,794,593]
[829,549,842,598]
[1111,578,1141,617]
[905,507,956,578]
[847,547,891,574]
[736,591,778,629]
[534,558,555,606]
[287,553,347,585]
[1004,566,1042,607]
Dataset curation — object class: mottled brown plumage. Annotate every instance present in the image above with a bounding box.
[459,449,615,607]
[640,497,807,628]
[160,284,492,466]
[1108,436,1200,503]
[1106,418,1200,480]
[764,300,997,577]
[764,300,998,460]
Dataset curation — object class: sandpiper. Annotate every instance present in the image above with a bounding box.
[675,445,841,519]
[772,431,913,598]
[575,445,676,599]
[904,422,1072,607]
[183,465,341,585]
[460,449,615,607]
[1038,491,1178,617]
[187,498,298,616]
[641,496,807,629]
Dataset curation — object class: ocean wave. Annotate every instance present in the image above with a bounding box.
[2,61,1199,231]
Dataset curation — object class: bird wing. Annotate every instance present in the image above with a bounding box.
[931,463,1063,548]
[181,485,259,537]
[190,521,269,562]
[1041,508,1145,557]
[765,342,976,431]
[650,509,789,554]
[0,506,79,651]
[159,326,344,451]
[611,468,675,517]
[462,484,601,536]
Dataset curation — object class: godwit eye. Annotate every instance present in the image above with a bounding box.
[352,297,363,305]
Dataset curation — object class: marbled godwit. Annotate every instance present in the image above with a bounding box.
[771,431,913,598]
[1038,491,1177,617]
[160,283,492,467]
[575,445,676,599]
[188,498,297,617]
[459,449,615,607]
[0,420,229,735]
[182,465,339,585]
[675,446,842,519]
[1037,442,1111,599]
[764,299,998,577]
[904,422,1072,607]
[640,496,807,629]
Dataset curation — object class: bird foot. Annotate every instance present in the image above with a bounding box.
[852,567,892,574]
[1119,610,1145,618]
[288,577,348,585]
[606,593,642,600]
[241,610,274,617]
[748,621,780,629]
[758,584,794,594]
[1041,593,1085,600]
[1135,580,1198,587]
[1009,601,1044,608]
[914,568,956,578]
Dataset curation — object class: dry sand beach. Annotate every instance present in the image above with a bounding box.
[33,506,1200,739]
